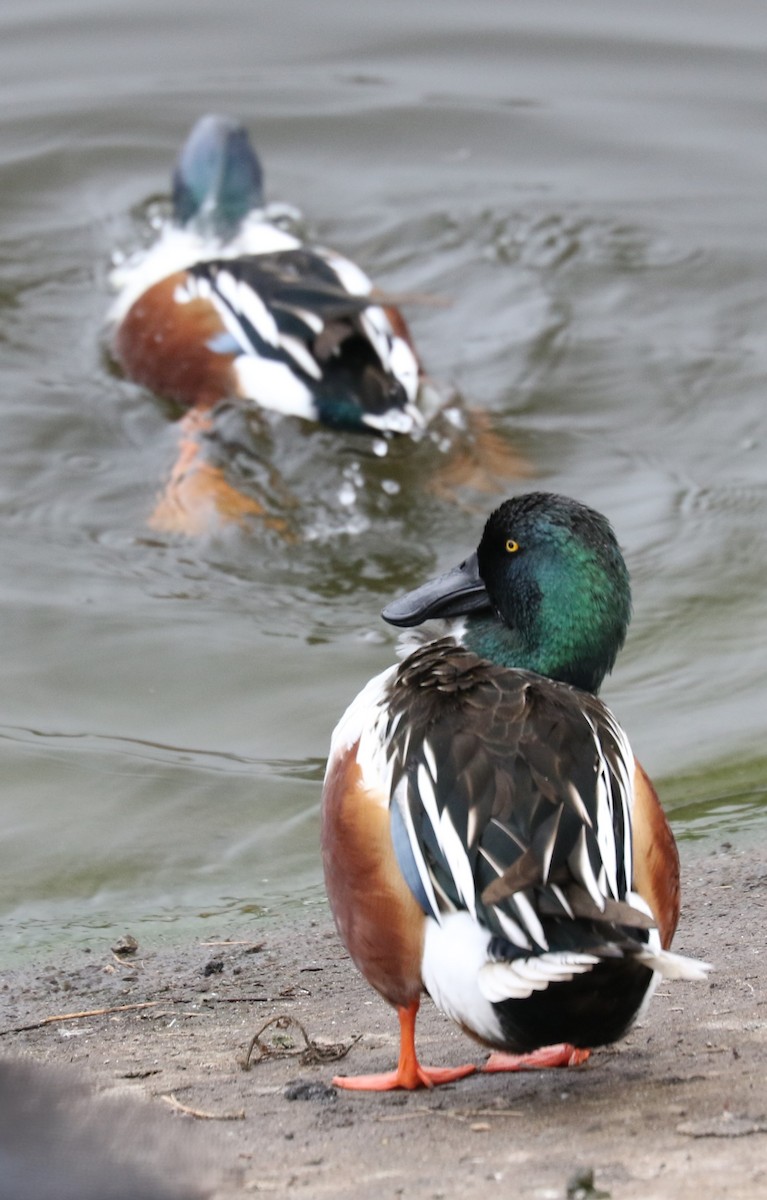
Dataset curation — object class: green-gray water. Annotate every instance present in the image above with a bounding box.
[1,0,765,962]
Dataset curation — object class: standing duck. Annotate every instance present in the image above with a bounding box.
[322,492,709,1090]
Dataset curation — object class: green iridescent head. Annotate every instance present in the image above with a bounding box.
[382,492,631,693]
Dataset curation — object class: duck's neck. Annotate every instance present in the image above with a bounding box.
[460,603,617,695]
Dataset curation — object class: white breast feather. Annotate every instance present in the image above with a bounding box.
[326,665,396,784]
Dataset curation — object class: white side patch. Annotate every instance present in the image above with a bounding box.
[421,913,504,1045]
[326,665,397,794]
[233,356,316,419]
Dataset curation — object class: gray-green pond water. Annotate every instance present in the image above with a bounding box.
[1,0,765,962]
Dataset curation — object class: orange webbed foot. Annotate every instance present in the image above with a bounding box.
[149,409,290,537]
[483,1043,591,1073]
[332,1062,476,1092]
[333,1000,477,1092]
[428,408,534,502]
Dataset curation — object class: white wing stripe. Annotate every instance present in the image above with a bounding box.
[511,892,549,951]
[277,333,323,379]
[550,883,574,918]
[567,782,593,828]
[438,808,477,920]
[569,825,605,911]
[422,739,438,783]
[493,907,533,950]
[214,272,280,347]
[416,763,441,836]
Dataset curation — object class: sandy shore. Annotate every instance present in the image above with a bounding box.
[1,841,765,1200]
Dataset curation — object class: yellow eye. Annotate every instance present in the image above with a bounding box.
[505,538,520,554]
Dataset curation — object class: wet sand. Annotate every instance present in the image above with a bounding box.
[1,841,765,1200]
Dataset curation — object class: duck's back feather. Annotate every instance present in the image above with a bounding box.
[384,639,640,955]
[183,249,420,430]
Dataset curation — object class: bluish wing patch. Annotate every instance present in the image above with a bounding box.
[390,799,436,918]
[206,331,242,355]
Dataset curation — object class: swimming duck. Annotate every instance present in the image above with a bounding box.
[108,113,423,435]
[108,116,529,534]
[322,492,709,1090]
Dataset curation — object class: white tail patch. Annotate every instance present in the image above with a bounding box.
[636,948,712,982]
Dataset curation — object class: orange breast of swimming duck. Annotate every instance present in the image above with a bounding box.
[114,270,238,411]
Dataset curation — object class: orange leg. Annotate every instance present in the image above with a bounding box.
[149,409,284,536]
[483,1043,591,1073]
[332,1000,476,1092]
[429,409,533,502]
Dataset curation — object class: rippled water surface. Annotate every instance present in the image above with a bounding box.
[2,0,766,960]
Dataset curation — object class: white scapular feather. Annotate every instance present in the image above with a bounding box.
[510,891,549,951]
[569,824,605,911]
[593,765,619,898]
[566,781,593,828]
[494,908,533,950]
[438,807,477,920]
[550,883,575,919]
[320,250,372,296]
[287,305,324,335]
[359,306,394,368]
[416,762,441,837]
[422,739,438,783]
[277,333,323,380]
[220,273,279,346]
